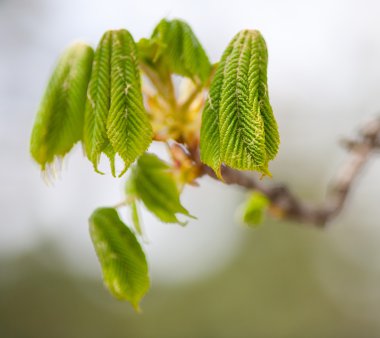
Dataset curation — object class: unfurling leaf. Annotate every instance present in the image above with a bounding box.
[139,18,212,84]
[84,30,153,176]
[242,191,270,227]
[126,153,194,224]
[89,207,150,311]
[30,42,94,171]
[200,30,280,178]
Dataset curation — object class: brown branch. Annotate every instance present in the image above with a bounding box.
[190,117,380,227]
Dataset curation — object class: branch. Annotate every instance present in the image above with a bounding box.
[191,117,380,227]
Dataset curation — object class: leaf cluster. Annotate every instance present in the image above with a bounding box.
[30,18,280,310]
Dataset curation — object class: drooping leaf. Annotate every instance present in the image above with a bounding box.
[107,30,153,175]
[89,207,150,311]
[138,19,212,84]
[126,153,193,224]
[200,30,280,178]
[242,191,270,227]
[84,30,153,176]
[30,42,94,171]
[83,31,113,173]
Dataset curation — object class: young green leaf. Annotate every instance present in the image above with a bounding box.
[200,30,280,178]
[89,207,150,311]
[242,191,270,227]
[30,42,94,171]
[83,31,113,173]
[126,153,193,224]
[139,19,212,84]
[84,30,153,176]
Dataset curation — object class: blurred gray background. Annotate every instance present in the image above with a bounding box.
[1,0,380,337]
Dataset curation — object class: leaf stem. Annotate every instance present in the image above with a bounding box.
[140,63,177,109]
[113,200,128,209]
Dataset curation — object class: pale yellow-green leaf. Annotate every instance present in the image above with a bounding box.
[200,30,280,178]
[126,153,194,224]
[242,191,270,227]
[84,30,153,176]
[139,19,212,84]
[30,42,94,171]
[89,207,150,311]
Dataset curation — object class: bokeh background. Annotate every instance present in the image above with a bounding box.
[1,0,380,337]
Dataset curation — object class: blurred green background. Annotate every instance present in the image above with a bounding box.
[1,0,380,337]
[2,218,380,338]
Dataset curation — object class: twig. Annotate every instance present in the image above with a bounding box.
[190,117,380,227]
